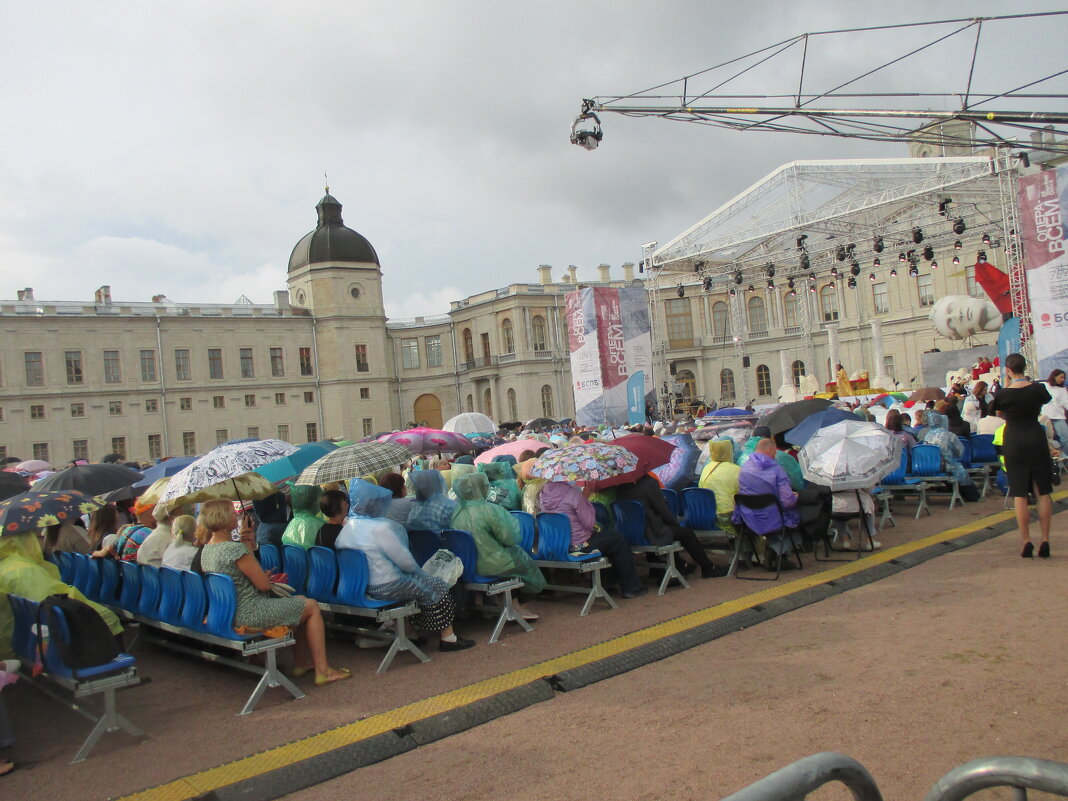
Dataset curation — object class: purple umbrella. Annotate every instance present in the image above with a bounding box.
[651,433,701,489]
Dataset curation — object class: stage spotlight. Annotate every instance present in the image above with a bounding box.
[829,281,836,289]
[869,273,876,283]
[953,218,966,235]
[835,245,847,262]
[850,262,860,277]
[977,250,987,261]
[847,276,857,289]
[796,234,808,249]
[954,240,962,250]
[938,198,952,216]
[809,283,817,293]
[787,277,795,289]
[890,268,898,278]
[923,246,935,261]
[912,227,924,244]
[748,284,755,293]
[908,264,919,278]
[766,279,774,290]
[873,235,884,253]
[729,288,736,297]
[765,263,776,278]
[873,258,881,268]
[982,232,991,245]
[734,270,743,284]
[808,273,816,282]
[898,252,907,262]
[931,260,938,270]
[676,284,685,298]
[831,266,839,278]
[702,276,713,292]
[952,255,960,265]
[788,289,796,296]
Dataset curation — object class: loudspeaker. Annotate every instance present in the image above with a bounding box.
[742,356,751,368]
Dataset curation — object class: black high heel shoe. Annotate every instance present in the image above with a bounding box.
[1022,542,1034,558]
[1038,542,1050,559]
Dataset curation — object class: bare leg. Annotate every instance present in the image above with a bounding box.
[1035,485,1052,544]
[1013,495,1032,545]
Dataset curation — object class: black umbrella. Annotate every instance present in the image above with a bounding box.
[758,398,834,437]
[33,463,143,496]
[0,472,30,502]
[525,417,558,430]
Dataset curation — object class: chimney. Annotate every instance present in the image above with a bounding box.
[17,288,33,301]
[537,265,553,285]
[622,262,635,281]
[94,285,112,305]
[598,263,611,282]
[567,265,578,284]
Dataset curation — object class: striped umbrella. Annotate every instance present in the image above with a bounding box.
[295,442,414,485]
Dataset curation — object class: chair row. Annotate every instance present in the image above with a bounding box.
[8,593,144,762]
[63,553,302,715]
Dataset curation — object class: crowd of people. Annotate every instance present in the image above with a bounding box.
[0,352,1063,773]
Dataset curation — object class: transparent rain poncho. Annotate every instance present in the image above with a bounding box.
[281,484,324,549]
[406,471,457,533]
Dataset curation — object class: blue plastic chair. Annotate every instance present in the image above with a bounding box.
[442,529,500,583]
[179,570,209,632]
[442,529,532,642]
[43,603,137,681]
[880,447,929,519]
[118,561,142,611]
[509,511,536,555]
[335,548,390,608]
[72,554,101,601]
[282,545,309,593]
[55,551,76,584]
[258,544,281,574]
[204,573,254,640]
[306,546,340,603]
[157,567,185,625]
[7,594,38,665]
[407,530,443,565]
[971,434,999,464]
[533,512,596,561]
[661,488,683,522]
[613,500,650,547]
[97,557,120,605]
[958,436,973,469]
[908,444,962,511]
[681,487,720,531]
[137,565,162,619]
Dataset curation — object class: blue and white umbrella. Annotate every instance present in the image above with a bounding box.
[159,439,298,507]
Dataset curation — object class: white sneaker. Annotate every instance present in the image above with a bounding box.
[0,659,21,674]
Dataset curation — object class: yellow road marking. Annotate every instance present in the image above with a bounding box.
[120,497,1052,801]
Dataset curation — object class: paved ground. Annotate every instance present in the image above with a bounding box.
[2,491,1061,801]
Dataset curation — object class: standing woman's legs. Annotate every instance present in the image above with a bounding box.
[1013,495,1032,547]
[1036,482,1052,545]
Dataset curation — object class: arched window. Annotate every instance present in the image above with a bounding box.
[720,368,736,400]
[756,364,772,396]
[501,318,515,354]
[820,285,839,322]
[483,388,493,418]
[747,296,767,333]
[541,385,554,417]
[462,328,474,363]
[711,302,729,338]
[675,369,696,399]
[465,394,474,413]
[507,387,518,421]
[783,292,799,328]
[531,315,548,351]
[791,360,806,387]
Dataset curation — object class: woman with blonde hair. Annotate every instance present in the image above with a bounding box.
[197,500,349,685]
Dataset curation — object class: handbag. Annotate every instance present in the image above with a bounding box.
[422,548,464,588]
[269,582,295,598]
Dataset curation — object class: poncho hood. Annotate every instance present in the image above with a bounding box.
[479,462,513,482]
[453,472,490,502]
[925,411,948,432]
[410,470,447,502]
[290,484,322,516]
[707,439,734,463]
[347,479,393,518]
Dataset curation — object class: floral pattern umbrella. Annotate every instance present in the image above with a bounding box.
[528,442,639,483]
[159,439,298,507]
[0,490,101,536]
[799,419,902,491]
[377,427,474,455]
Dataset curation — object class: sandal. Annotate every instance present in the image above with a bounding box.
[291,664,313,678]
[0,760,14,777]
[521,612,540,621]
[314,667,352,686]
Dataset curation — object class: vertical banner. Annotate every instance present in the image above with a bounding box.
[567,287,654,426]
[1018,168,1068,376]
[627,370,646,425]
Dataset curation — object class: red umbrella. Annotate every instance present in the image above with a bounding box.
[587,434,677,490]
[377,427,474,455]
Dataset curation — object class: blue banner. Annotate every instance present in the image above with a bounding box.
[627,370,646,425]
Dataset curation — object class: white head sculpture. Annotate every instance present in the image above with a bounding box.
[929,295,1002,340]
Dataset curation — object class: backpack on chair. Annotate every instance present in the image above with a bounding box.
[37,593,120,671]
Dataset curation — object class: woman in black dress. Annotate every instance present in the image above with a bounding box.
[989,353,1054,558]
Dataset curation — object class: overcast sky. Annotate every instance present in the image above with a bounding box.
[1,2,1065,319]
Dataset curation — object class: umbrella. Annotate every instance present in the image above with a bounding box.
[0,472,30,502]
[255,441,338,485]
[908,387,946,403]
[443,412,497,436]
[799,419,902,491]
[784,407,859,447]
[158,439,298,507]
[652,433,701,489]
[475,438,554,465]
[33,463,144,496]
[15,459,52,473]
[295,442,414,485]
[529,442,639,483]
[0,490,101,536]
[377,427,473,455]
[222,437,261,446]
[587,434,676,489]
[465,434,505,452]
[758,398,834,436]
[131,457,198,490]
[134,477,172,507]
[524,417,557,430]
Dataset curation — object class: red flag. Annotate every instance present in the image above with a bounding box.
[975,260,1012,315]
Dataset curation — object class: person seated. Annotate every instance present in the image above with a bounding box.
[336,480,474,652]
[938,398,972,438]
[315,489,349,548]
[538,480,647,599]
[137,504,192,567]
[514,459,548,516]
[379,473,415,526]
[478,461,522,511]
[920,411,978,500]
[884,410,917,450]
[161,515,199,570]
[406,471,457,532]
[698,439,741,536]
[737,426,804,490]
[829,488,881,551]
[281,485,324,549]
[614,474,724,578]
[911,409,927,440]
[450,472,545,618]
[88,505,120,558]
[733,438,801,571]
[114,502,157,562]
[446,463,476,501]
[198,499,349,684]
[251,492,289,549]
[41,521,90,557]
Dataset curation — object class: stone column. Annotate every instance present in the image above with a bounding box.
[777,348,798,402]
[870,319,894,390]
[827,324,841,390]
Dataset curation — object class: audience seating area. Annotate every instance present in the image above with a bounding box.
[517,511,617,616]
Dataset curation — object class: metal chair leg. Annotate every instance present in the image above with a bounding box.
[487,590,533,644]
[375,616,430,674]
[579,569,617,616]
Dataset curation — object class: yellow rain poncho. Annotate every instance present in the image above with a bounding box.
[0,532,123,659]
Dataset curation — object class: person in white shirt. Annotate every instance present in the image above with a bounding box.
[137,504,192,567]
[161,515,199,571]
[1041,369,1068,447]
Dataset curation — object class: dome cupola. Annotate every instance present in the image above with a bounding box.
[288,190,379,271]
